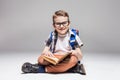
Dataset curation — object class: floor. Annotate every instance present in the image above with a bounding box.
[0,52,119,80]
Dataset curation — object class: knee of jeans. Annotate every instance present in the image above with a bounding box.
[70,57,78,65]
[71,60,78,65]
[37,56,43,64]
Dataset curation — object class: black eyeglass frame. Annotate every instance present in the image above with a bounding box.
[53,21,69,27]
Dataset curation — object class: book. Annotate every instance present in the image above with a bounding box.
[42,52,71,65]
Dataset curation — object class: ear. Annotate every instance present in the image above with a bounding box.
[53,24,55,28]
[69,21,70,24]
[68,21,70,25]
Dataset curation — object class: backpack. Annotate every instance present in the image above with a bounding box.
[48,29,81,53]
[69,29,79,49]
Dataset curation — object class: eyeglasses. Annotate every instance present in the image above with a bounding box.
[54,21,69,27]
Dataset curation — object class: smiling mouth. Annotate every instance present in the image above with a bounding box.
[59,29,65,30]
[59,27,66,30]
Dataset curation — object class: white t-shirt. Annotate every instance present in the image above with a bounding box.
[54,33,72,54]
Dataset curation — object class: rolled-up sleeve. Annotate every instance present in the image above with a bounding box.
[45,34,52,47]
[74,35,83,48]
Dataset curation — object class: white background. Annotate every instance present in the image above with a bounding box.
[0,0,120,53]
[0,0,120,80]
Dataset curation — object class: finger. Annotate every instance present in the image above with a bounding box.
[49,53,54,57]
[41,53,45,55]
[48,53,55,58]
[44,53,49,56]
[51,54,56,58]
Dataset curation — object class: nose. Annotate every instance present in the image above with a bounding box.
[60,24,64,28]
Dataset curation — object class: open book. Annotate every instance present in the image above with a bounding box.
[42,52,71,65]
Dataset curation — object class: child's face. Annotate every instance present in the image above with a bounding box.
[53,16,70,35]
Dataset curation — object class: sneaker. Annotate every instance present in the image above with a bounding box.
[67,63,86,75]
[21,62,40,73]
[79,64,86,75]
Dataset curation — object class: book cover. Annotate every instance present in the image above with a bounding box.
[42,52,71,65]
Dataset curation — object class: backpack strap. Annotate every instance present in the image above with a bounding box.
[71,28,79,36]
[69,29,79,50]
[48,31,58,53]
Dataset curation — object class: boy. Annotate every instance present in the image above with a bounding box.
[22,10,85,74]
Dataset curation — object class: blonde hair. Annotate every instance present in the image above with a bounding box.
[53,10,70,23]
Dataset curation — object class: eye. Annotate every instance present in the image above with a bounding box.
[54,21,68,27]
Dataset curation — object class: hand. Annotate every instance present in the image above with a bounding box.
[71,48,83,60]
[42,50,55,58]
[71,50,78,57]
